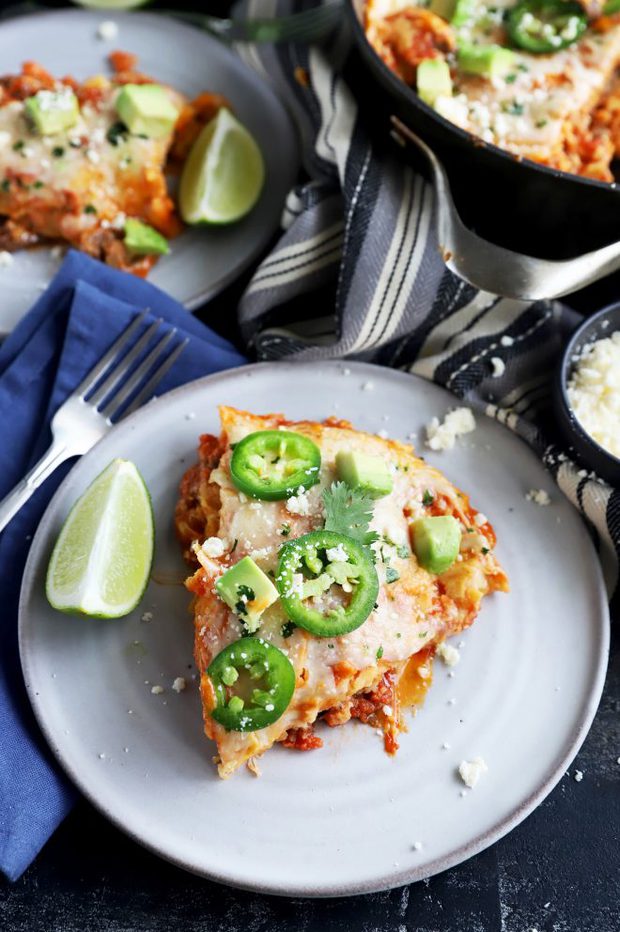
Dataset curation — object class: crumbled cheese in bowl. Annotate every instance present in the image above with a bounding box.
[425,408,476,452]
[567,331,620,459]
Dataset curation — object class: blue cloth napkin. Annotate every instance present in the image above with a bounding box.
[0,250,246,882]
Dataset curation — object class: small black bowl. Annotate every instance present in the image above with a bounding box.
[554,303,620,486]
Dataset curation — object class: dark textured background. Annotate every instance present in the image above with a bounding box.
[1,2,620,929]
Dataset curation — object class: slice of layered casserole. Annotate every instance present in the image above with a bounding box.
[175,407,508,778]
[0,53,226,272]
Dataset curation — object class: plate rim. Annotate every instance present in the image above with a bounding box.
[0,8,299,335]
[18,360,611,897]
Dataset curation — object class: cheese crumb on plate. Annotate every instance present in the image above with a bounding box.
[526,488,551,506]
[458,756,488,788]
[436,642,460,667]
[425,408,476,452]
[97,20,119,41]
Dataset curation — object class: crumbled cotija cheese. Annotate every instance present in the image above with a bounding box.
[97,20,118,40]
[567,331,620,458]
[459,757,488,788]
[436,642,460,667]
[526,488,551,506]
[326,544,348,563]
[286,489,311,515]
[425,408,476,451]
[201,536,226,558]
[172,677,186,693]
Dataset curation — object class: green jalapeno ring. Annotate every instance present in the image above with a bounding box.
[207,637,296,732]
[276,530,379,638]
[506,0,587,53]
[230,430,322,501]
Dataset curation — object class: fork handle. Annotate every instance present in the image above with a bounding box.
[0,439,71,536]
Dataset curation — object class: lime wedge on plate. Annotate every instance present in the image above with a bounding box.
[46,459,154,618]
[179,108,265,225]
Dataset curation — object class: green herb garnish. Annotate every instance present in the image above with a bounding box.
[322,481,378,547]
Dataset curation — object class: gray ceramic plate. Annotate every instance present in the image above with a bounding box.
[19,363,609,896]
[0,10,298,335]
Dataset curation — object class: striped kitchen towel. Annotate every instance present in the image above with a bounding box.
[235,0,619,606]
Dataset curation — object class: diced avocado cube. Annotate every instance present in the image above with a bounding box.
[451,0,477,26]
[115,84,179,139]
[124,218,169,256]
[215,556,279,632]
[24,88,79,136]
[411,516,461,574]
[457,44,515,79]
[335,451,393,499]
[429,0,456,19]
[417,59,453,108]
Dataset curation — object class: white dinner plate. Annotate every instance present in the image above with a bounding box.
[0,10,298,335]
[19,362,609,896]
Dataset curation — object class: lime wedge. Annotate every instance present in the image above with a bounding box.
[46,459,154,618]
[72,0,151,8]
[179,108,265,225]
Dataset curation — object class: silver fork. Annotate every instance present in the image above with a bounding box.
[391,117,620,301]
[0,310,187,535]
[168,0,342,44]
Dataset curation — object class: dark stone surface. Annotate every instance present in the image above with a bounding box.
[1,1,620,928]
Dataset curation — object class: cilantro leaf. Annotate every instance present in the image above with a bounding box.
[322,481,379,546]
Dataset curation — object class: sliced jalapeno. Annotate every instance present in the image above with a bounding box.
[275,530,379,638]
[230,430,321,501]
[506,0,586,53]
[207,637,295,732]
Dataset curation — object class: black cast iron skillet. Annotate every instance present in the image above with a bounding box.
[346,0,620,260]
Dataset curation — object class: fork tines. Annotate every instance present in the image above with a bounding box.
[78,309,188,422]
